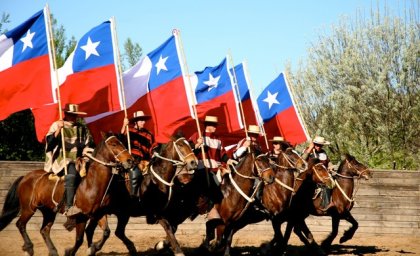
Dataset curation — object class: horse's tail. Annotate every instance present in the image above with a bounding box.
[0,176,23,231]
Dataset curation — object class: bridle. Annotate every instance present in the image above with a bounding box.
[84,136,129,169]
[148,137,197,208]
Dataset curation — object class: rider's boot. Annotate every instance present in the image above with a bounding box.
[129,167,142,197]
[63,174,82,217]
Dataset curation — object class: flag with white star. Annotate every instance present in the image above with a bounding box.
[85,34,194,143]
[256,73,309,145]
[0,8,54,121]
[32,19,123,142]
[57,19,122,115]
[190,57,243,132]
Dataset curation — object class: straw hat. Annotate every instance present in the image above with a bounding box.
[248,125,261,135]
[312,136,331,145]
[64,103,86,115]
[203,115,218,124]
[269,136,285,142]
[130,111,151,122]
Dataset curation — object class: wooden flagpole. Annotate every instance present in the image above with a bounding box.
[242,60,270,151]
[110,17,131,153]
[45,4,68,175]
[174,29,210,186]
[227,52,249,138]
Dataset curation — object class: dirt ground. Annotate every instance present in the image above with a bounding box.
[0,228,418,256]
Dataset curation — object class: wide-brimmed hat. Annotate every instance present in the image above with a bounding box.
[269,136,285,142]
[203,115,218,124]
[312,136,331,145]
[248,125,261,135]
[130,111,151,122]
[64,104,86,115]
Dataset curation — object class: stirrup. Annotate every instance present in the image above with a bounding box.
[63,205,82,217]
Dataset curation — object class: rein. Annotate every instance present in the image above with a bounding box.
[148,137,195,209]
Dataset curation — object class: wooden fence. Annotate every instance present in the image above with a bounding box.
[0,161,418,237]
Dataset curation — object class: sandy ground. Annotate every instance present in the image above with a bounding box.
[0,227,418,256]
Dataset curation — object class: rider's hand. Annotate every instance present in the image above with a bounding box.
[195,137,203,149]
[227,159,238,166]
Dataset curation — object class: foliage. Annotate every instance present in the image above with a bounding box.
[121,38,142,71]
[288,5,419,169]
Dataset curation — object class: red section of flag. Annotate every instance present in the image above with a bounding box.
[264,106,308,146]
[0,55,53,120]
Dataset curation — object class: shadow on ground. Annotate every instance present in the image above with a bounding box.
[96,243,414,256]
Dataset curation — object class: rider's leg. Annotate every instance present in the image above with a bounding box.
[64,163,82,216]
[128,166,142,197]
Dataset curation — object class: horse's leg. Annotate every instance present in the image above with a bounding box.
[64,215,88,256]
[339,212,358,244]
[321,215,340,252]
[158,218,184,256]
[114,214,137,256]
[85,215,111,256]
[263,216,285,255]
[39,208,59,256]
[281,220,295,254]
[15,209,35,256]
[222,226,235,256]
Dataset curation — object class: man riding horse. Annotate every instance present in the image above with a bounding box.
[44,103,95,217]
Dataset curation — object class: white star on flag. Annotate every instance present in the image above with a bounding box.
[80,37,100,60]
[263,90,279,109]
[20,29,35,52]
[155,55,168,75]
[203,73,220,91]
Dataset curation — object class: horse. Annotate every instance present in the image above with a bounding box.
[78,135,199,256]
[285,153,372,254]
[0,135,133,256]
[212,148,336,256]
[200,145,276,253]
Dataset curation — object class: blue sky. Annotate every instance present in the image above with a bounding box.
[1,0,411,96]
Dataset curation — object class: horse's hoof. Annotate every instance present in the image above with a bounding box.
[155,240,169,251]
[86,246,95,256]
[174,253,185,256]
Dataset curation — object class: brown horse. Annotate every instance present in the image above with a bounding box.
[201,145,276,253]
[213,149,335,256]
[79,135,198,256]
[287,153,372,254]
[0,135,133,256]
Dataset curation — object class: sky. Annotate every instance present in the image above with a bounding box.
[1,0,413,96]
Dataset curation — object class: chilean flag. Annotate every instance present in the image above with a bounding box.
[231,62,260,127]
[86,34,193,143]
[191,58,243,134]
[32,19,122,142]
[0,9,54,121]
[257,72,309,145]
[58,19,121,115]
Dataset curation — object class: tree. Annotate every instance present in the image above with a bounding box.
[288,4,419,169]
[121,38,142,71]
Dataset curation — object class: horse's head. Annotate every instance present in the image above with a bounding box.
[277,147,308,172]
[254,153,276,184]
[341,153,372,180]
[303,158,335,188]
[166,136,198,184]
[100,135,134,170]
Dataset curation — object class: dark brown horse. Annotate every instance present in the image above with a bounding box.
[79,135,199,256]
[213,149,336,256]
[0,135,133,256]
[286,153,372,254]
[201,146,276,253]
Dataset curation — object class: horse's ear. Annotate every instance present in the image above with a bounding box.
[100,131,106,139]
[341,153,351,161]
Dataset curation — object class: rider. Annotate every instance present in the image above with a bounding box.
[121,110,155,197]
[302,135,334,211]
[188,115,234,243]
[232,125,262,161]
[44,103,95,217]
[268,136,290,161]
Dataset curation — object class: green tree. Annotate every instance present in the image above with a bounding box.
[121,38,142,70]
[289,5,419,169]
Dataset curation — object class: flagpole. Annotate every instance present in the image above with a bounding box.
[283,71,311,141]
[111,17,131,153]
[174,29,210,186]
[45,4,68,175]
[227,51,248,138]
[242,60,270,151]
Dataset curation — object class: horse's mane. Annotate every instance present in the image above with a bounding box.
[92,132,117,156]
[337,153,355,172]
